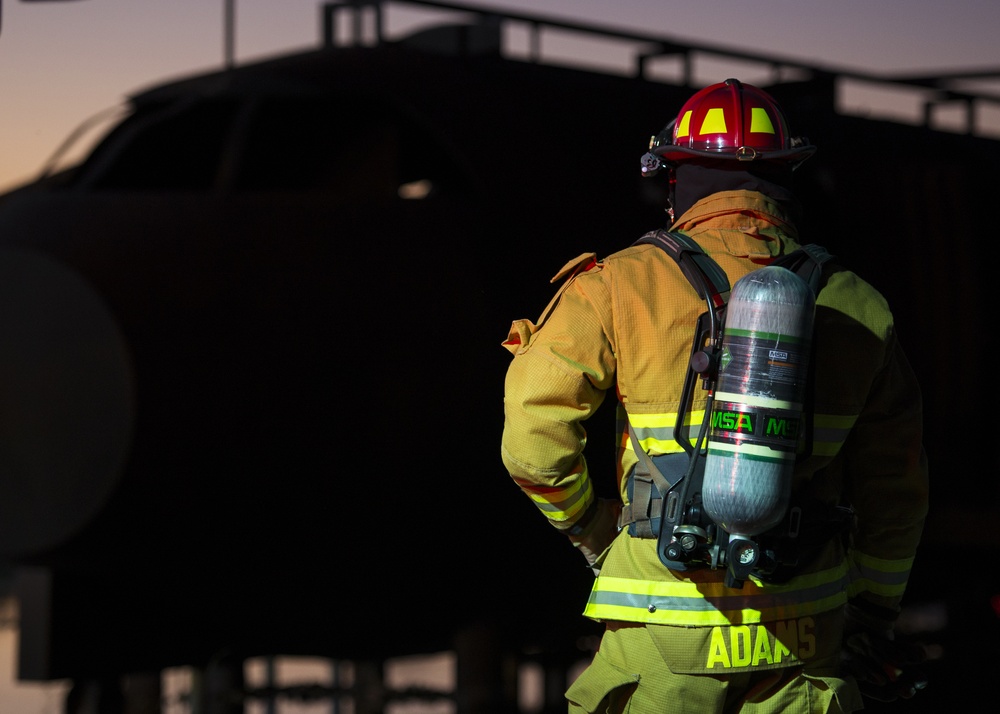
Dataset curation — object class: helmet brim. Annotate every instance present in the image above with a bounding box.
[652,143,817,168]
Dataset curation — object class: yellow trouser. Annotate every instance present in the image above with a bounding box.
[565,620,863,713]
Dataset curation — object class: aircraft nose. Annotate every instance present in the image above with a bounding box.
[0,247,135,558]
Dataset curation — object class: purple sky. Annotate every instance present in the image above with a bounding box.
[0,0,997,192]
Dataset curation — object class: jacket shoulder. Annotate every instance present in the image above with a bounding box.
[818,268,894,341]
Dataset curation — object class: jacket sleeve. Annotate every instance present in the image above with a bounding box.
[500,265,616,535]
[844,328,930,618]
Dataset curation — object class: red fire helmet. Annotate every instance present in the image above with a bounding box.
[641,78,816,176]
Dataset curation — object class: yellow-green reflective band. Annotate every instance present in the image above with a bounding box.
[627,411,706,456]
[527,471,593,522]
[628,412,704,429]
[700,107,728,135]
[676,110,693,138]
[750,107,776,135]
[846,552,913,598]
[584,564,850,626]
[714,391,799,411]
[809,413,857,457]
[707,442,796,462]
[813,413,857,434]
[630,435,688,456]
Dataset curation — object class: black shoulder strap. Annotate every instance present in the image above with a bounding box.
[635,230,835,300]
[771,243,835,294]
[624,230,731,536]
[632,230,731,309]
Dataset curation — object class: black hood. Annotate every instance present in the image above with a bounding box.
[671,161,800,224]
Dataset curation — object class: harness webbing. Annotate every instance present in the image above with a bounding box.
[622,421,674,538]
[621,231,837,571]
[633,230,731,310]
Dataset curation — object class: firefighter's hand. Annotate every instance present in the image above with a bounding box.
[567,498,621,576]
[841,603,928,702]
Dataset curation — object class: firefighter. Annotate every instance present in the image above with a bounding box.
[500,78,929,712]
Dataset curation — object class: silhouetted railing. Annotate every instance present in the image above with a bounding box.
[320,0,1000,138]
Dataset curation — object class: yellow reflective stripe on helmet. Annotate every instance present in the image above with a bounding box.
[700,107,728,135]
[676,110,693,138]
[750,107,776,135]
[846,551,914,599]
[810,413,858,457]
[584,563,850,626]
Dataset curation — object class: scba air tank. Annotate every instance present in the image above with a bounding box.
[702,265,815,540]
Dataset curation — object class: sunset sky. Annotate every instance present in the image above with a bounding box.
[0,0,998,193]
